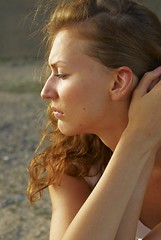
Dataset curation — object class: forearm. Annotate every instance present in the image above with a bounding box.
[115,159,154,240]
[143,222,161,240]
[62,131,156,240]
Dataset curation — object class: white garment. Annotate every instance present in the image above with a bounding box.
[136,220,151,240]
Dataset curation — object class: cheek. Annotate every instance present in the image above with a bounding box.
[59,81,87,107]
[59,76,108,118]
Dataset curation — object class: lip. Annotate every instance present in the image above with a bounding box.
[51,106,64,118]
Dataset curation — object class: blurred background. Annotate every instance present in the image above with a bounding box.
[0,1,161,240]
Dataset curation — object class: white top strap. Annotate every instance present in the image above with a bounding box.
[136,220,151,239]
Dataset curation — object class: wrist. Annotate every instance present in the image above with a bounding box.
[121,126,157,157]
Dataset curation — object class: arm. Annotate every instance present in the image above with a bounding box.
[61,134,155,240]
[49,175,91,240]
[50,136,155,240]
[143,222,161,240]
[114,67,161,240]
[115,160,154,240]
[50,67,161,240]
[49,159,153,240]
[49,142,153,240]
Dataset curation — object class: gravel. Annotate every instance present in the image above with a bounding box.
[0,60,51,240]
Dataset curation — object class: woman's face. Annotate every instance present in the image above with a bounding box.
[41,29,116,137]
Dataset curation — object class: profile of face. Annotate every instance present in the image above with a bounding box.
[41,29,134,143]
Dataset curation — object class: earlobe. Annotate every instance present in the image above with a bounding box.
[110,67,133,101]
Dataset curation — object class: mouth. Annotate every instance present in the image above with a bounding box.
[51,106,64,118]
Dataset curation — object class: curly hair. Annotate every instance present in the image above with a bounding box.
[27,0,161,202]
[27,106,112,202]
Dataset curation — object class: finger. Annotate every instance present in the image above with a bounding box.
[148,76,161,92]
[150,77,161,91]
[134,66,161,96]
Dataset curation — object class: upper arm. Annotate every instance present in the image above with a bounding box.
[49,174,91,240]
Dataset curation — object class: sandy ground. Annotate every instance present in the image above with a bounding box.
[0,60,51,240]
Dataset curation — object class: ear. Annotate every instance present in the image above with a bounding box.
[110,66,133,101]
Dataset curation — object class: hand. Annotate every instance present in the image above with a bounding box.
[127,67,161,151]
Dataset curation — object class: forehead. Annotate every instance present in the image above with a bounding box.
[48,29,109,75]
[49,30,85,64]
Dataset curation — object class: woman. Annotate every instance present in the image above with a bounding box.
[27,0,161,239]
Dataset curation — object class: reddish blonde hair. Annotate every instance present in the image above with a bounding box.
[27,0,161,202]
[27,106,112,202]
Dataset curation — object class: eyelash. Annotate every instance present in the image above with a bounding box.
[54,73,68,80]
[46,65,69,80]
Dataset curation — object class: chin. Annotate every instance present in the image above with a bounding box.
[58,124,79,136]
[58,121,89,136]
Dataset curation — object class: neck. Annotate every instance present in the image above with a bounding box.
[98,127,125,151]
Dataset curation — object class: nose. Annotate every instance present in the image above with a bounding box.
[41,77,59,100]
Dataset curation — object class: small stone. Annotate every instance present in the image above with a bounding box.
[3,156,9,161]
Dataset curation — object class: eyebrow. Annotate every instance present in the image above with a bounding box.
[48,60,68,68]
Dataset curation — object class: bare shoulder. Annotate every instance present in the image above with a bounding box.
[49,174,92,240]
[49,174,92,209]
